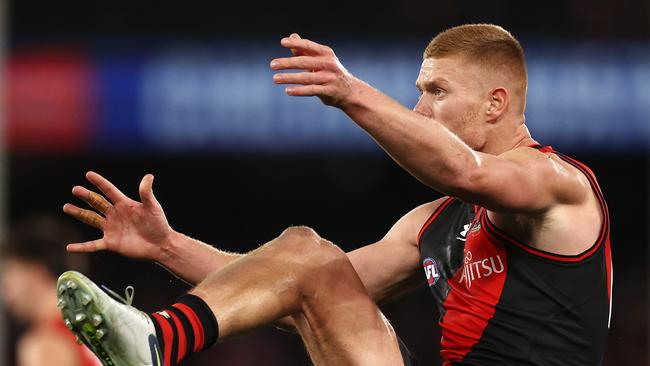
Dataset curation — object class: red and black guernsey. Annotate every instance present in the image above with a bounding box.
[417,146,613,366]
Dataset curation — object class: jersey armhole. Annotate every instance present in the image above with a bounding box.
[417,197,455,247]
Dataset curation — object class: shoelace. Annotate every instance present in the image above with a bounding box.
[101,284,135,306]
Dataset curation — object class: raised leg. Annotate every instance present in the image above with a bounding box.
[192,226,404,365]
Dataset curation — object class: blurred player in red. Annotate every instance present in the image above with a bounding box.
[0,215,101,366]
[59,24,611,366]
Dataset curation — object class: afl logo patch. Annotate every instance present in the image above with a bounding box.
[423,257,440,286]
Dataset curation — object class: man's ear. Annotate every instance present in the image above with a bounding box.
[486,87,508,123]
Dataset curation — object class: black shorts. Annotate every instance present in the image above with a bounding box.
[397,336,419,366]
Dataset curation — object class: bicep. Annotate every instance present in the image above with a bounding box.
[348,238,423,304]
[347,199,446,304]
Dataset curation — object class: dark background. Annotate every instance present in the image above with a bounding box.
[4,0,649,365]
[9,0,649,39]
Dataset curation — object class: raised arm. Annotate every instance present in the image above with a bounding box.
[331,88,587,213]
[271,35,588,214]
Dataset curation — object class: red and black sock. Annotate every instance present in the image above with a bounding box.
[149,294,219,366]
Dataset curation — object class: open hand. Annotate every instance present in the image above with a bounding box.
[63,172,172,262]
[271,33,358,107]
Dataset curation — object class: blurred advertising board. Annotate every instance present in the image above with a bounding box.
[6,41,649,154]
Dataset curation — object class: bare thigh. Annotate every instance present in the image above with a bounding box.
[194,226,405,365]
[290,247,404,366]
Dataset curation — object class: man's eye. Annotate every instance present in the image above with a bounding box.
[433,88,445,96]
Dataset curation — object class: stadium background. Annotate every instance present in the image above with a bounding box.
[2,0,649,364]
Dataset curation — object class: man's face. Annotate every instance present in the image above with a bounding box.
[414,56,489,149]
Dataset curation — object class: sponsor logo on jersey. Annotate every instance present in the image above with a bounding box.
[458,250,504,289]
[423,257,441,286]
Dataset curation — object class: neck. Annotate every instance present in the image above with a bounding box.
[482,118,537,155]
[510,124,538,150]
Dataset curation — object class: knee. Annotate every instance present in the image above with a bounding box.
[275,226,348,273]
[275,226,322,256]
[278,226,321,245]
[273,227,362,301]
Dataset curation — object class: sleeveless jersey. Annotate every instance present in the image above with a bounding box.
[417,147,612,366]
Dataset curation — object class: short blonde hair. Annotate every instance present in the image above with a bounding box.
[425,24,527,86]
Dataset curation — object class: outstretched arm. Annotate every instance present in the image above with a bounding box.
[64,172,439,305]
[271,35,588,213]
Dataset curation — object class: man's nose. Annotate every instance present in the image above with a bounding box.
[413,96,431,117]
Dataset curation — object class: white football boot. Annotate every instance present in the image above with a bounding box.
[57,271,164,366]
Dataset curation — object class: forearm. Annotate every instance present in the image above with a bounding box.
[342,79,480,194]
[157,230,242,285]
[156,231,299,330]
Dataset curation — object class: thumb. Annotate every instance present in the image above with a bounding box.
[139,174,159,207]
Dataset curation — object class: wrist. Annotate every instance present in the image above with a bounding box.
[156,228,183,266]
[339,77,374,114]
